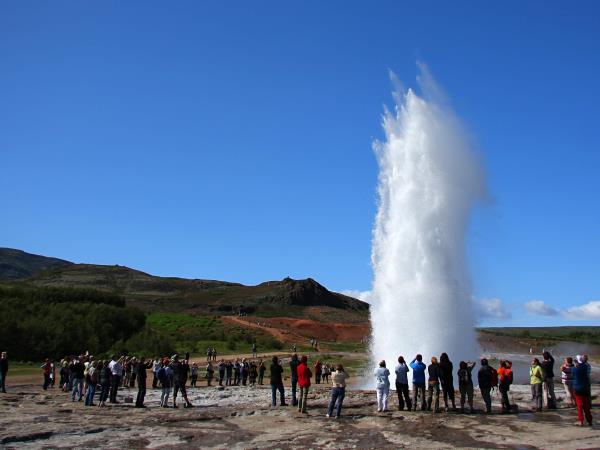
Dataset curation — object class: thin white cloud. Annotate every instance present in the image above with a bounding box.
[563,301,600,320]
[475,298,511,319]
[339,290,372,304]
[524,300,560,316]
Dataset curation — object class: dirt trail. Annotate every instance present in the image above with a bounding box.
[222,316,305,344]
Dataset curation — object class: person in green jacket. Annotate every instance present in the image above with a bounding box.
[530,358,544,412]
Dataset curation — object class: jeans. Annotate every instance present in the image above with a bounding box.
[376,385,389,411]
[427,381,440,411]
[85,383,96,405]
[480,386,492,412]
[327,386,345,417]
[71,377,83,401]
[298,385,309,412]
[531,383,543,411]
[161,385,171,406]
[395,381,411,411]
[271,383,285,406]
[291,375,298,405]
[219,371,225,386]
[412,382,427,410]
[0,371,5,392]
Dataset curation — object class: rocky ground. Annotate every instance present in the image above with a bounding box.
[0,377,598,449]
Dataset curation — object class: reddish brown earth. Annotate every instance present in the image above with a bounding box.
[222,315,369,344]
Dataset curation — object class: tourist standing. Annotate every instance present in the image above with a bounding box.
[252,343,257,358]
[152,357,161,388]
[394,356,411,411]
[322,364,330,384]
[561,357,576,407]
[218,359,225,386]
[270,356,286,406]
[541,351,557,409]
[572,355,593,426]
[314,360,322,384]
[374,360,390,412]
[410,354,427,411]
[457,361,476,413]
[327,364,349,418]
[98,361,111,407]
[497,360,513,413]
[289,354,299,406]
[71,357,85,402]
[297,355,312,413]
[135,357,152,408]
[41,358,52,390]
[0,351,7,393]
[258,360,266,385]
[108,355,124,404]
[530,358,544,412]
[174,356,193,408]
[427,356,442,413]
[439,353,456,411]
[226,361,233,386]
[159,359,173,407]
[191,362,199,387]
[85,361,98,406]
[249,362,258,386]
[205,361,214,387]
[477,358,494,413]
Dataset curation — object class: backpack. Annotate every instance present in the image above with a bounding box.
[490,367,498,388]
[458,368,470,385]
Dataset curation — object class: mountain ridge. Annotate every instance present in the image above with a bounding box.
[0,248,369,319]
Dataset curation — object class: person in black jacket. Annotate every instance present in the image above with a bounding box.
[439,353,456,411]
[270,356,286,406]
[478,358,494,413]
[98,361,111,407]
[289,354,299,406]
[427,356,442,413]
[135,357,153,408]
[540,351,557,409]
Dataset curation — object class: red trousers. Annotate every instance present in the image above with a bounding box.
[575,394,592,424]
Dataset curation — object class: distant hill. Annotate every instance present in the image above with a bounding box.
[0,248,73,280]
[1,248,369,321]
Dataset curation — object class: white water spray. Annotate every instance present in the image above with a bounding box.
[369,64,486,378]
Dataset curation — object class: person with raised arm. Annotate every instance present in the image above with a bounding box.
[410,354,427,411]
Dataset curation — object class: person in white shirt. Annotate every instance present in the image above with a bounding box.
[108,355,124,403]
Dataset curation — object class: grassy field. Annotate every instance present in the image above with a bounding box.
[147,312,288,355]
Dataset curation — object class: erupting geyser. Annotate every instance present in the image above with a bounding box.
[369,64,486,377]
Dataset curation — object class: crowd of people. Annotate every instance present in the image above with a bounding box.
[0,348,594,426]
[373,351,593,427]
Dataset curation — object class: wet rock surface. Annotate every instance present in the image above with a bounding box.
[0,382,597,449]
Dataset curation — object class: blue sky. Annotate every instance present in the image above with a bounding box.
[1,1,599,326]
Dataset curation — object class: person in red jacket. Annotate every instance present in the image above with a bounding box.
[41,359,52,390]
[297,356,312,413]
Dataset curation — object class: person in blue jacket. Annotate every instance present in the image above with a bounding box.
[572,355,593,426]
[410,354,427,411]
